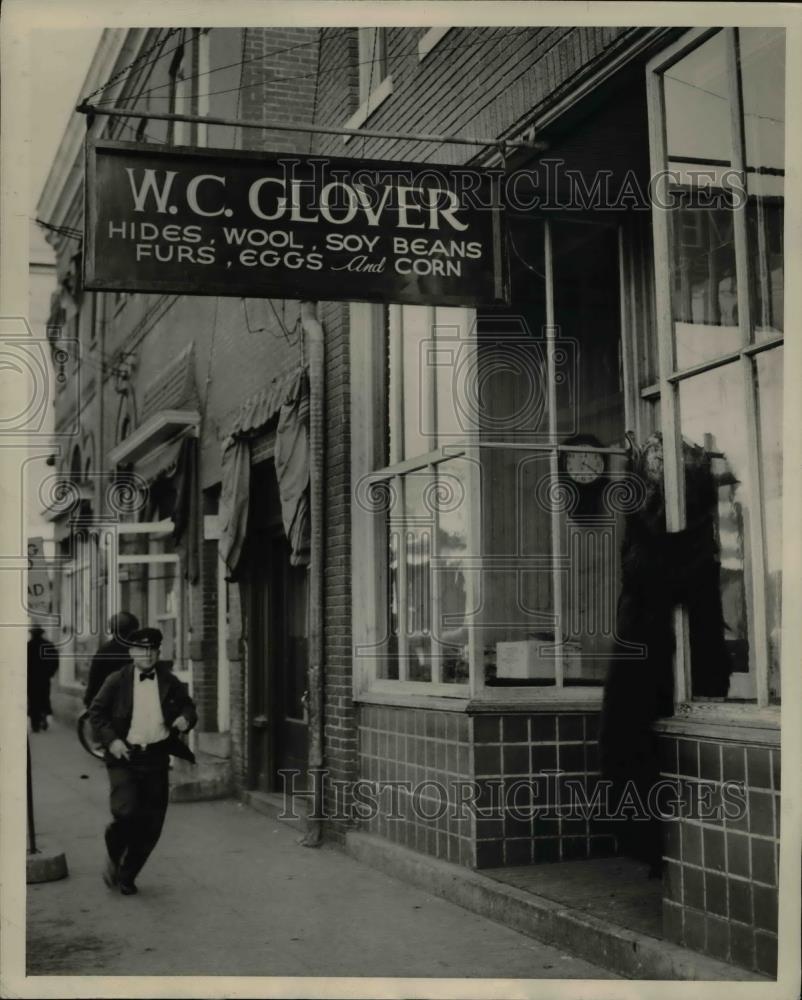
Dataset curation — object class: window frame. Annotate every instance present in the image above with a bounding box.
[107,519,190,691]
[351,219,650,706]
[646,26,784,709]
[343,28,394,140]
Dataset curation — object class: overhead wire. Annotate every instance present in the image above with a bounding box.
[89,28,536,111]
[81,27,202,104]
[92,27,354,106]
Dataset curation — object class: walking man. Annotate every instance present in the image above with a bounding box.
[88,627,196,895]
[27,626,59,732]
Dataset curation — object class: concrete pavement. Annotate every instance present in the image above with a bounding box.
[26,718,620,980]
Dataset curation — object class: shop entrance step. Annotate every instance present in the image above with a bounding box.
[344,830,769,982]
[485,856,663,937]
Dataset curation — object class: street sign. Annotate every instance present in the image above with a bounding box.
[84,140,509,307]
[27,536,51,617]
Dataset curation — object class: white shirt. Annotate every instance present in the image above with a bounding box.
[127,669,169,747]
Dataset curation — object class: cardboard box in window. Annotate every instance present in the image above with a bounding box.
[495,639,604,682]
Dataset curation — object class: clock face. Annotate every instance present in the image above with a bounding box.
[564,449,605,485]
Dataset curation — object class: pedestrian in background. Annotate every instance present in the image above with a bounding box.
[84,611,140,707]
[88,627,196,896]
[27,626,59,732]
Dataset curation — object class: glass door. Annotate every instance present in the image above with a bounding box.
[106,520,188,690]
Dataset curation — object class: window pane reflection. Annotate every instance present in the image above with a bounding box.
[553,221,624,444]
[665,31,731,169]
[664,32,741,370]
[433,461,469,683]
[670,206,740,369]
[403,473,432,681]
[740,27,785,336]
[480,448,554,686]
[756,348,783,700]
[678,364,753,698]
[383,516,400,680]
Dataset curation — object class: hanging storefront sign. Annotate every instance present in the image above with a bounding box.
[84,140,508,306]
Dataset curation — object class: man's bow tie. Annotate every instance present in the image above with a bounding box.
[139,669,156,682]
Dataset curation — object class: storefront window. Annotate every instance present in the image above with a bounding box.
[377,304,474,689]
[678,364,752,696]
[368,207,645,696]
[663,31,740,370]
[756,347,783,700]
[553,221,624,443]
[740,27,785,338]
[649,27,785,706]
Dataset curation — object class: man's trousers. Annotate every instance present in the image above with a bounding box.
[105,756,170,882]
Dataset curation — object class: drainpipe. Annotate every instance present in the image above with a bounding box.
[300,301,324,847]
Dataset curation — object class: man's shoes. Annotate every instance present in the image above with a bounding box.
[102,857,119,889]
[118,880,138,896]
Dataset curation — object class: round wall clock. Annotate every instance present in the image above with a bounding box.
[559,434,607,514]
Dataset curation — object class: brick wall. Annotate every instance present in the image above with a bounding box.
[241,27,320,155]
[320,299,355,839]
[313,26,638,164]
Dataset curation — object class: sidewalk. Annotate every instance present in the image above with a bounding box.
[26,719,619,979]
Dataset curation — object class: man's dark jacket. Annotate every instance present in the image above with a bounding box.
[88,662,197,764]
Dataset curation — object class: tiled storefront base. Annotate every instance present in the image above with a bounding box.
[472,711,616,868]
[658,731,780,976]
[357,704,780,975]
[358,705,475,866]
[357,705,615,870]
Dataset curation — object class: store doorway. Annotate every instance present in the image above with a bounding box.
[247,459,310,793]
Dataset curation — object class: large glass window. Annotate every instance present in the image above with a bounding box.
[476,218,630,691]
[369,212,645,695]
[650,27,785,705]
[376,304,473,691]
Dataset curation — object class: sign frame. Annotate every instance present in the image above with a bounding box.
[83,138,510,307]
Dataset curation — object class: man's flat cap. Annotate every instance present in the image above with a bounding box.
[128,627,163,649]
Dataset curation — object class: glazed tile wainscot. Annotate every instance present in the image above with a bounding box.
[656,714,780,977]
[356,704,615,871]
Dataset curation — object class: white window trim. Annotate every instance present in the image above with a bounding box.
[646,27,783,710]
[343,75,394,144]
[418,27,452,62]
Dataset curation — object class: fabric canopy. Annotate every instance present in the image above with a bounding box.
[172,436,200,585]
[218,436,251,581]
[219,366,310,579]
[274,370,311,567]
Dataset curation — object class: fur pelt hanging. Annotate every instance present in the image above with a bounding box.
[599,432,733,869]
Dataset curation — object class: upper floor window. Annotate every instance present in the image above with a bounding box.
[345,28,393,137]
[358,28,388,104]
[167,33,190,145]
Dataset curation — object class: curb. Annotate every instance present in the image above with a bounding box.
[344,830,768,982]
